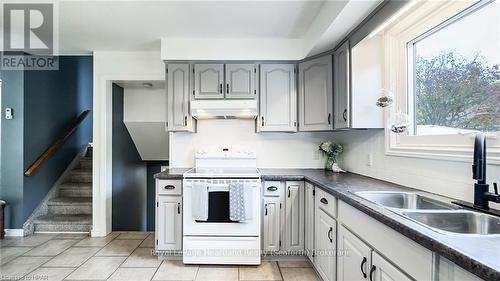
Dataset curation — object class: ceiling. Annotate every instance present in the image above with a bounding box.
[55,0,382,57]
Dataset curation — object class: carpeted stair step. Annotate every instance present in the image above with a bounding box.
[59,183,92,198]
[48,197,92,215]
[69,169,92,183]
[34,214,92,232]
[78,158,93,170]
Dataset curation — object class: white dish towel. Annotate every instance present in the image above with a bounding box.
[191,182,208,221]
[229,182,253,221]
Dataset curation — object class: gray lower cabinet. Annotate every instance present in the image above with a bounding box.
[337,225,371,281]
[259,64,297,132]
[262,196,282,252]
[315,207,336,281]
[225,64,256,99]
[194,64,224,99]
[298,55,333,131]
[156,196,182,251]
[284,181,304,251]
[371,251,412,281]
[262,181,304,253]
[333,41,350,129]
[304,182,315,262]
[166,64,195,132]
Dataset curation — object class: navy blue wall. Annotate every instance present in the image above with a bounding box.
[112,83,147,231]
[146,161,168,231]
[0,69,25,229]
[0,56,93,229]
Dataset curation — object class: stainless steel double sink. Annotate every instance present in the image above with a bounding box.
[355,191,500,236]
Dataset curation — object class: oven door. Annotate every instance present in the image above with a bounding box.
[183,179,261,236]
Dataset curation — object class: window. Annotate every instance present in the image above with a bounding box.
[409,0,500,136]
[383,0,500,162]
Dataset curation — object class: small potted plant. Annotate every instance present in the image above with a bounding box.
[319,141,345,172]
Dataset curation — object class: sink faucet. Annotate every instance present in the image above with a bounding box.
[472,133,500,210]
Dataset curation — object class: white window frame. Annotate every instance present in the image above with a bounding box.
[384,0,500,164]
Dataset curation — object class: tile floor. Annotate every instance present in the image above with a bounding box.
[0,232,319,281]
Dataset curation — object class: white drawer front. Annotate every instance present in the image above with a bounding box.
[315,188,337,218]
[156,179,182,195]
[263,181,284,197]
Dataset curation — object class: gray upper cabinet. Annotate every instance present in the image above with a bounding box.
[333,41,350,129]
[225,64,256,99]
[259,64,297,132]
[298,55,333,131]
[167,64,194,132]
[194,64,224,99]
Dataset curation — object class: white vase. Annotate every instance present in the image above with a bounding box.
[331,162,345,173]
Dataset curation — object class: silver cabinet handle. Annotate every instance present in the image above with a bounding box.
[267,186,278,191]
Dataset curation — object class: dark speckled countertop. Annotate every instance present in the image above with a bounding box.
[155,168,499,280]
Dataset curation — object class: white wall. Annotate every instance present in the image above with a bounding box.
[334,129,500,206]
[93,51,165,237]
[169,120,334,168]
[123,86,169,160]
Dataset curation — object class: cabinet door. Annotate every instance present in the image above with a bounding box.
[259,64,297,132]
[334,41,350,129]
[262,197,282,252]
[194,64,224,99]
[156,196,182,251]
[337,225,371,281]
[315,208,336,281]
[284,181,304,251]
[371,251,412,281]
[226,64,256,99]
[298,55,333,131]
[167,64,194,132]
[304,183,315,262]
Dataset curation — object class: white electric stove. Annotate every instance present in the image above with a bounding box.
[182,147,261,265]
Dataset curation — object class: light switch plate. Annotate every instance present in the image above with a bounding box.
[5,107,13,119]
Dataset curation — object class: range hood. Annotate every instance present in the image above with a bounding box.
[190,100,258,119]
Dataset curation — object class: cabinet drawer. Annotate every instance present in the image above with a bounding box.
[263,181,284,197]
[315,188,337,218]
[156,179,182,195]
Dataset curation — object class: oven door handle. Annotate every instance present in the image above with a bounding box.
[206,184,230,192]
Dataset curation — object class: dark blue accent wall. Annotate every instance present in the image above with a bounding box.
[146,161,168,231]
[0,69,25,229]
[112,83,147,231]
[0,56,93,229]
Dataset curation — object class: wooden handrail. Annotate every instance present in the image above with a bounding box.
[24,110,91,177]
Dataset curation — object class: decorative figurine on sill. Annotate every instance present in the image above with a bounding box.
[319,141,345,173]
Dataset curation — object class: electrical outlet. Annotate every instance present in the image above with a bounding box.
[367,153,373,166]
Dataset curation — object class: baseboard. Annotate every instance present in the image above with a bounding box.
[91,228,110,237]
[5,229,24,237]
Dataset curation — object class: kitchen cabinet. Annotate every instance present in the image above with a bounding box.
[284,181,304,251]
[226,64,256,99]
[371,251,412,281]
[315,207,336,281]
[304,182,315,262]
[333,40,350,129]
[166,64,195,132]
[337,225,371,281]
[338,201,432,280]
[262,196,282,252]
[298,55,333,131]
[259,64,297,132]
[194,64,224,99]
[156,179,182,251]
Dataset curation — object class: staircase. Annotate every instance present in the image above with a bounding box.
[33,148,93,233]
